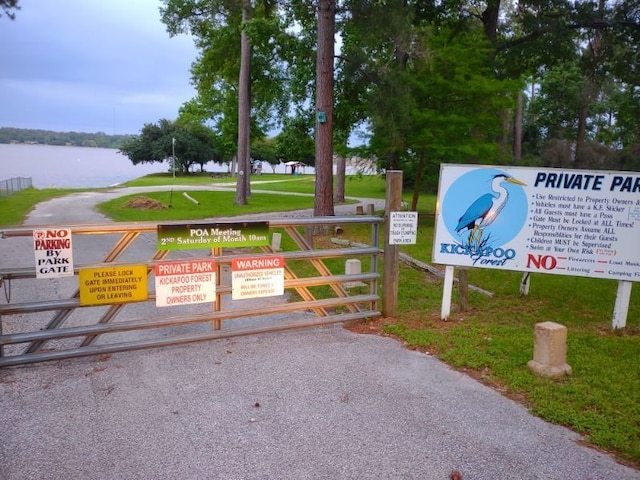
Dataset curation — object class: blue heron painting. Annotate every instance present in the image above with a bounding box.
[455,174,526,247]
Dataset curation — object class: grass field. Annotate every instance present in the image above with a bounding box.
[0,187,78,227]
[96,190,318,222]
[0,172,638,467]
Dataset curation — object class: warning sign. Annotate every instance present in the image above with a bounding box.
[33,228,74,279]
[154,260,216,307]
[232,256,285,300]
[79,265,148,305]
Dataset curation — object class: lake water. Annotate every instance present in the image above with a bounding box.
[0,144,188,189]
[0,144,372,189]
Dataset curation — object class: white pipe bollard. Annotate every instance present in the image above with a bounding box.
[440,265,454,320]
[182,192,199,204]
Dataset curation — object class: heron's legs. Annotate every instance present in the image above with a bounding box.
[467,226,484,247]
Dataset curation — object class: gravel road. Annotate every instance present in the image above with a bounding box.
[0,187,638,480]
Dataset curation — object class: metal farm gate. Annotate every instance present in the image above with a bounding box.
[0,215,383,367]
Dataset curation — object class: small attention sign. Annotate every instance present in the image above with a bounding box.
[231,256,285,300]
[389,211,418,245]
[154,260,216,307]
[79,265,148,305]
[157,222,270,250]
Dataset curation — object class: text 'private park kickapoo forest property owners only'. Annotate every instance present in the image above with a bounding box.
[154,260,216,307]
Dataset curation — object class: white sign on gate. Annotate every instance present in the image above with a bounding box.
[433,164,640,282]
[232,256,285,300]
[33,228,74,279]
[155,260,216,307]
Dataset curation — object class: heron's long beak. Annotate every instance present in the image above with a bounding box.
[507,177,526,186]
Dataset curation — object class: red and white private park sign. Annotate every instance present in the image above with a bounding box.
[154,260,216,307]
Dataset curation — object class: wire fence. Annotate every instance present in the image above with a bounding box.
[0,177,32,196]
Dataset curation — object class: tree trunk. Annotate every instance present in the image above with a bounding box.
[513,90,523,162]
[576,76,597,167]
[314,0,335,217]
[235,0,251,206]
[387,151,401,171]
[410,152,425,212]
[334,156,345,203]
[481,0,501,45]
[576,0,605,168]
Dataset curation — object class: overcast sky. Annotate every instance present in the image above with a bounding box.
[0,0,198,135]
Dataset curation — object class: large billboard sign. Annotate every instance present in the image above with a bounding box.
[433,164,640,282]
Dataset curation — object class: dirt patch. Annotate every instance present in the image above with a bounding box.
[123,196,167,210]
[346,310,473,336]
[345,316,391,335]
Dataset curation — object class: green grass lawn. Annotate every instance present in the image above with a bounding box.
[0,187,79,227]
[1,174,639,467]
[122,171,389,198]
[123,171,256,186]
[96,190,317,221]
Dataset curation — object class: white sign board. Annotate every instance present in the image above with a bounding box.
[155,260,216,307]
[433,164,640,282]
[232,256,285,300]
[33,228,74,279]
[389,211,418,245]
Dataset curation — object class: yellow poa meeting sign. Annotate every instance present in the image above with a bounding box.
[433,164,640,282]
[79,265,148,305]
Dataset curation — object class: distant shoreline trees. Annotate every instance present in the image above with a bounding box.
[0,127,135,149]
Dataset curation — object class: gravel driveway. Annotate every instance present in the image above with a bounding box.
[0,187,638,480]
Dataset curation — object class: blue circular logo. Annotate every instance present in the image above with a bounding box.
[442,168,528,247]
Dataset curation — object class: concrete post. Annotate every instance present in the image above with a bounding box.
[527,322,572,377]
[271,232,282,251]
[344,258,366,289]
[345,259,362,275]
